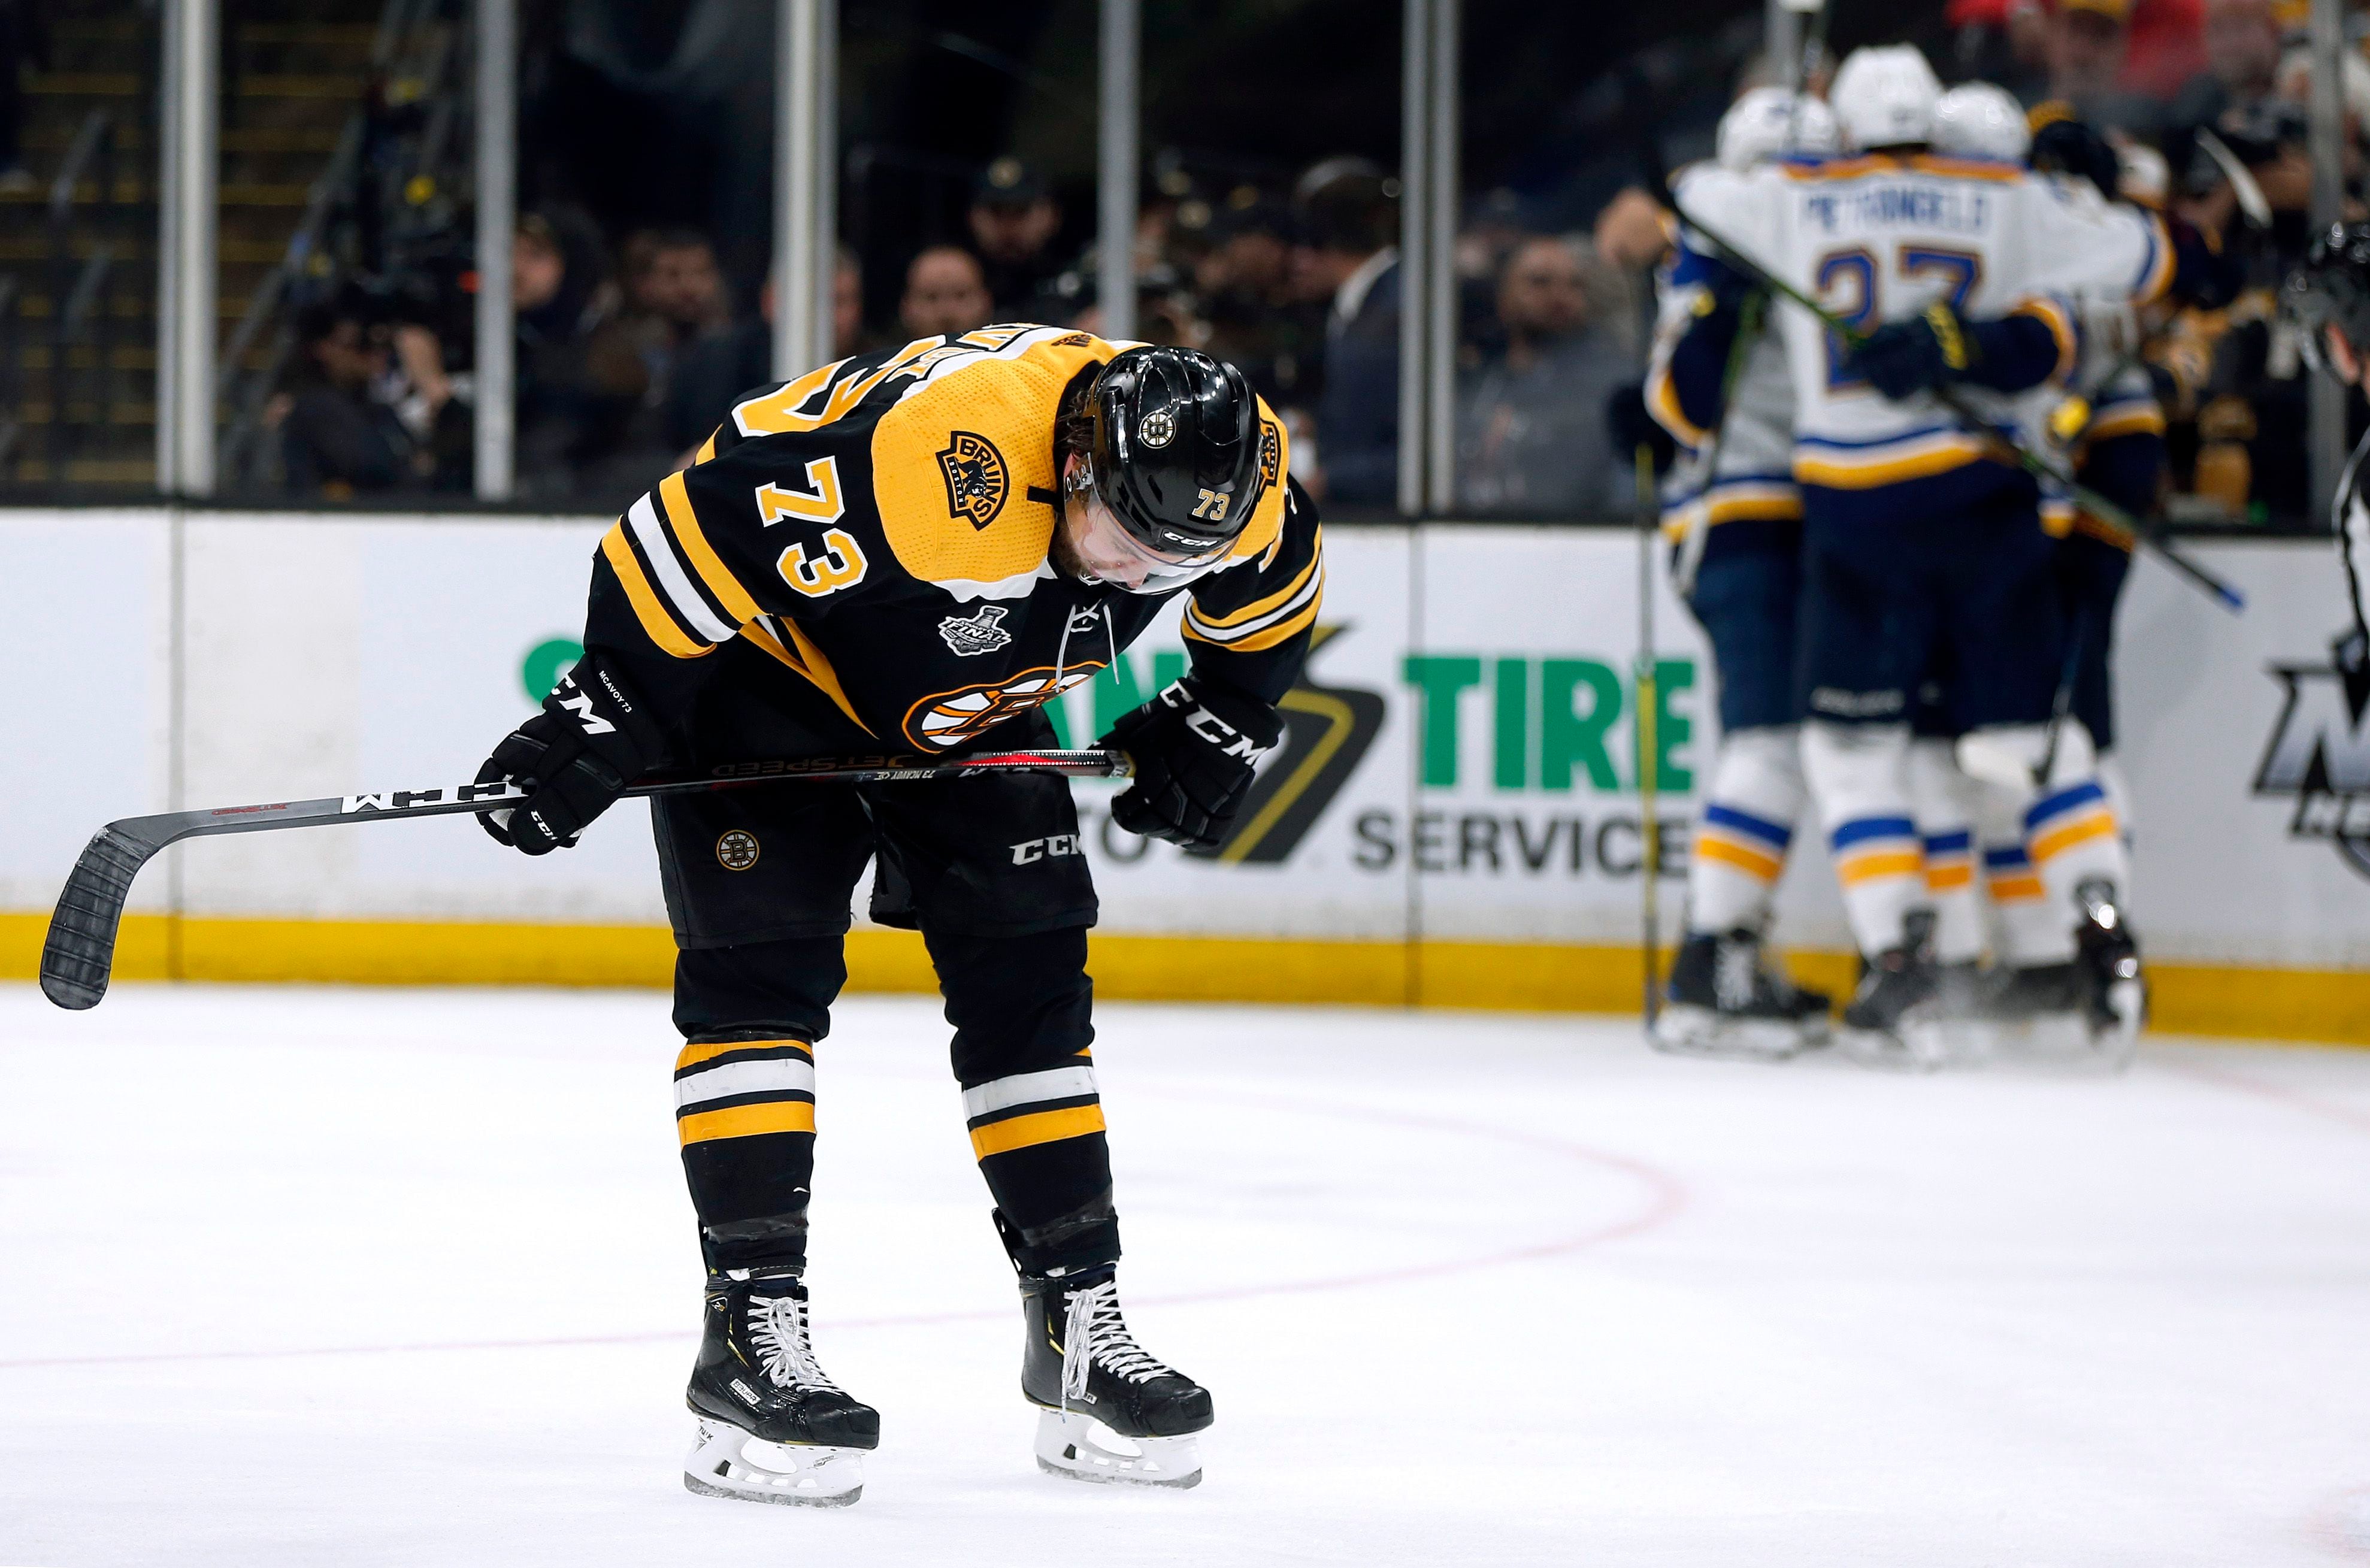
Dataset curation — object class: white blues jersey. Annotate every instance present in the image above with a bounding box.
[1649,281,1801,541]
[1669,153,2172,494]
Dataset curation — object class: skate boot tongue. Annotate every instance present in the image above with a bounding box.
[744,1277,838,1393]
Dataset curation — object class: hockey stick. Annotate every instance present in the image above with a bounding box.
[1634,443,1664,1029]
[38,748,1130,1012]
[1670,201,2248,613]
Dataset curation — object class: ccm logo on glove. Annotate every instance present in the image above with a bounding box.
[1098,675,1282,852]
[475,659,664,856]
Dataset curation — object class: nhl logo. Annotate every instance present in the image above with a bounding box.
[716,830,761,871]
[938,604,1015,657]
[937,431,1010,530]
[1137,410,1176,449]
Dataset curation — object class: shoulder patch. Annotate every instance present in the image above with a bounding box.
[937,432,1009,530]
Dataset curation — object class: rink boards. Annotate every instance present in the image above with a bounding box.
[1,507,2365,1040]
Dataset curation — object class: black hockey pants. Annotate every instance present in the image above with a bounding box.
[657,713,1116,1281]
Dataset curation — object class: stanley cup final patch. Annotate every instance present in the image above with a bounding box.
[939,604,1015,656]
[716,830,761,871]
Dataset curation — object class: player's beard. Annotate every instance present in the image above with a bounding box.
[1048,504,1096,586]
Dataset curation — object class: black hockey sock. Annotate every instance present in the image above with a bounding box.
[928,927,1121,1275]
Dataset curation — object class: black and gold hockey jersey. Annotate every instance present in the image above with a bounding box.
[582,325,1322,758]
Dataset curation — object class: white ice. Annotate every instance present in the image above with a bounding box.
[3,984,2369,1567]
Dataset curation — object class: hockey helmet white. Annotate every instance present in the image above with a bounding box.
[1931,83,2031,162]
[1715,86,1842,170]
[1828,45,1944,150]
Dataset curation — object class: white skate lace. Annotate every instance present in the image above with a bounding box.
[1713,939,1758,1011]
[747,1290,842,1393]
[1060,1278,1175,1405]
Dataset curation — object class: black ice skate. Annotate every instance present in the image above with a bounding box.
[1021,1267,1210,1488]
[2072,878,2145,1069]
[683,1272,879,1508]
[1840,913,1947,1070]
[1652,928,1832,1061]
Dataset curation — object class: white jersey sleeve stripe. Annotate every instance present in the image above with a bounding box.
[628,493,738,646]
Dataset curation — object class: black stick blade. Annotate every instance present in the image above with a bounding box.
[41,827,158,1010]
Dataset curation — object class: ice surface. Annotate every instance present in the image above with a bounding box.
[3,984,2368,1566]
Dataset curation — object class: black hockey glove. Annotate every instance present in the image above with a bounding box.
[1848,302,1971,401]
[476,655,664,855]
[1099,675,1282,852]
[2029,117,2121,202]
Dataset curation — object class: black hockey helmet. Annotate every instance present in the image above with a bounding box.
[2286,222,2370,379]
[1076,346,1269,561]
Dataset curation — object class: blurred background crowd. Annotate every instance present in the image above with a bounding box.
[4,0,2365,522]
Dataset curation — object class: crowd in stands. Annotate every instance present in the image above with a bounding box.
[265,0,2370,525]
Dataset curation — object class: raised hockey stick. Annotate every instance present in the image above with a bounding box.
[1670,201,2248,614]
[38,748,1130,1012]
[1634,443,1665,1029]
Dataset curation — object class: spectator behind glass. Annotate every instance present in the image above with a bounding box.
[2036,0,2166,137]
[1197,201,1324,416]
[281,295,449,498]
[667,248,866,463]
[969,158,1064,319]
[1294,158,1400,508]
[1456,236,1633,519]
[512,211,621,500]
[901,246,995,339]
[577,228,731,500]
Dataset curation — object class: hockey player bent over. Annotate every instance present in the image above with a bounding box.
[473,330,1322,1501]
[1668,46,2166,1062]
[1643,85,1841,1060]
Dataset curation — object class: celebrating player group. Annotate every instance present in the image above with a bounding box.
[1633,46,2263,1070]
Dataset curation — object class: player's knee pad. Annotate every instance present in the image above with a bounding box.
[673,936,846,1043]
[1954,722,2096,794]
[927,925,1095,1085]
[1800,720,1910,823]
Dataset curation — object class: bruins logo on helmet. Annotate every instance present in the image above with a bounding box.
[937,431,1009,531]
[902,663,1104,749]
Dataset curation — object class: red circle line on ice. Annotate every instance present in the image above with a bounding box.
[0,1088,1689,1371]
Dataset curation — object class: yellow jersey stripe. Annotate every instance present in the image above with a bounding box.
[970,1103,1107,1160]
[1187,597,1319,654]
[1646,361,1710,448]
[1794,435,1988,489]
[2012,296,2078,383]
[659,470,762,625]
[1926,864,1975,892]
[675,1037,812,1072]
[2083,404,2166,443]
[1988,872,2047,901]
[678,1098,816,1145]
[1189,529,1322,629]
[601,523,712,661]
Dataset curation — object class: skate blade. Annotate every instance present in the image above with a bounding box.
[684,1416,864,1507]
[1650,1006,1803,1063]
[1033,1407,1202,1490]
[1837,1021,1950,1072]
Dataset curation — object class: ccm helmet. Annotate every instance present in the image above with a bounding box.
[1716,86,1841,171]
[1077,345,1271,561]
[1828,44,1944,150]
[1932,82,2032,162]
[2286,222,2370,379]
